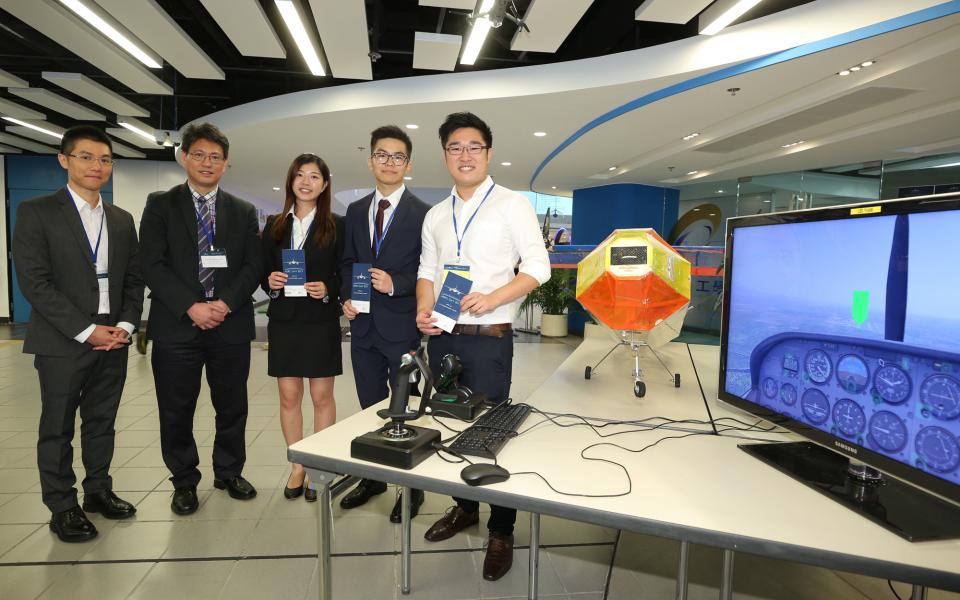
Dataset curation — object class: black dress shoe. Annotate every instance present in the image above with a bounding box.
[82,490,137,519]
[339,478,387,509]
[390,489,424,523]
[213,475,257,500]
[171,486,199,515]
[284,472,304,500]
[50,506,98,543]
[304,486,317,502]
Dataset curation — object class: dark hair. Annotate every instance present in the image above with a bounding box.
[60,125,113,156]
[438,112,492,148]
[180,122,230,158]
[269,153,336,249]
[370,125,412,157]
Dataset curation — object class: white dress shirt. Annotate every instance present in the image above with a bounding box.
[418,176,551,325]
[286,205,317,249]
[367,184,405,247]
[67,186,135,344]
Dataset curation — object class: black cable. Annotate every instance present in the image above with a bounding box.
[687,343,719,435]
[888,579,906,600]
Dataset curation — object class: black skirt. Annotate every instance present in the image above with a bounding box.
[267,318,343,378]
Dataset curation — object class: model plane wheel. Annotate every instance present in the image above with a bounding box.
[634,381,646,398]
[674,373,681,387]
[584,366,592,380]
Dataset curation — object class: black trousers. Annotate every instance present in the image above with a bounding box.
[151,330,250,488]
[351,325,420,410]
[427,331,516,535]
[35,341,128,513]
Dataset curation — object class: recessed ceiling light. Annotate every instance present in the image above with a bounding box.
[500,161,511,166]
[850,66,861,72]
[405,124,418,129]
[687,170,699,176]
[533,131,547,137]
[763,199,772,203]
[272,186,281,191]
[551,186,557,190]
[838,69,851,76]
[693,208,701,212]
[2,116,63,139]
[682,132,701,141]
[781,140,805,148]
[608,166,617,171]
[716,189,724,193]
[403,176,412,181]
[861,60,875,67]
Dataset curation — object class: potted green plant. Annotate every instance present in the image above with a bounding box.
[520,269,577,337]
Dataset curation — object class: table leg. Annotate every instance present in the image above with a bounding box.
[676,540,690,600]
[913,584,928,600]
[719,549,734,600]
[401,486,412,594]
[305,469,337,600]
[529,512,541,600]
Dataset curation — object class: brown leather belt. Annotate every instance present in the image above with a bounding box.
[450,323,512,338]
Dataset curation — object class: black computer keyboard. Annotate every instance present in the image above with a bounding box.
[448,403,532,458]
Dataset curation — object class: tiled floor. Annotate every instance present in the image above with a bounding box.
[0,326,956,599]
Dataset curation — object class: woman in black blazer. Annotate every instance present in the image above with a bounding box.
[261,153,344,501]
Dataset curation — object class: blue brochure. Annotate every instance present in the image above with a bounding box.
[352,262,372,312]
[431,271,472,332]
[282,249,306,297]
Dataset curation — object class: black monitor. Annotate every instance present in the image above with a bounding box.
[718,192,960,541]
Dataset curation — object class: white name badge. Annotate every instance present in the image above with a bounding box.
[97,272,109,294]
[284,284,307,297]
[200,250,228,268]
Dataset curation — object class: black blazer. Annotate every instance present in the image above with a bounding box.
[260,212,344,322]
[13,188,144,357]
[339,189,429,343]
[139,183,262,344]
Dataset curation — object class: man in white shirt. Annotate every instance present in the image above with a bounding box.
[13,125,144,542]
[416,112,550,581]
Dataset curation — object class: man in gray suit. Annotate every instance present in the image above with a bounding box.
[13,125,144,543]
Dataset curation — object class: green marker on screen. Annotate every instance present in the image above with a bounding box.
[852,290,869,325]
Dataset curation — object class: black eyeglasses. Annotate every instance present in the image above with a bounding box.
[371,151,409,166]
[186,150,225,165]
[68,153,115,167]
[444,145,488,156]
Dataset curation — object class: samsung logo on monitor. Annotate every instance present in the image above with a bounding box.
[834,441,858,455]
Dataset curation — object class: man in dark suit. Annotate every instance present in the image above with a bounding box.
[139,122,263,515]
[339,125,430,521]
[13,125,144,543]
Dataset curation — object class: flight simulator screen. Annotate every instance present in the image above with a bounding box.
[723,208,960,488]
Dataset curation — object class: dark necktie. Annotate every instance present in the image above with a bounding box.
[372,198,391,256]
[197,198,215,298]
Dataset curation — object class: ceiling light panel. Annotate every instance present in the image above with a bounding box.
[3,0,170,94]
[42,72,150,117]
[413,32,462,71]
[0,132,56,154]
[57,0,161,68]
[275,0,327,76]
[199,0,286,58]
[96,0,225,80]
[107,127,159,149]
[511,0,594,53]
[307,0,372,80]
[116,116,157,142]
[0,144,23,154]
[699,0,763,35]
[0,68,28,88]
[8,88,105,121]
[4,120,66,142]
[111,140,146,158]
[460,8,493,66]
[634,0,713,24]
[0,98,46,120]
[418,0,475,8]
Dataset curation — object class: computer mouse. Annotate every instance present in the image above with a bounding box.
[460,463,510,486]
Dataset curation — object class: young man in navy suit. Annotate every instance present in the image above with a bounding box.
[339,125,429,522]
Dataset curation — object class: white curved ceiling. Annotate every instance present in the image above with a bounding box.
[199,0,960,206]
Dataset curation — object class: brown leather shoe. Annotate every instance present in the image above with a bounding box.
[483,532,514,581]
[423,506,479,542]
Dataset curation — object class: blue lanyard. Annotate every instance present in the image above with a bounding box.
[451,181,495,260]
[76,202,105,265]
[371,199,398,257]
[194,200,215,249]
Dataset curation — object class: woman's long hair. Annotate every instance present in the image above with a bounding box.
[269,153,335,248]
